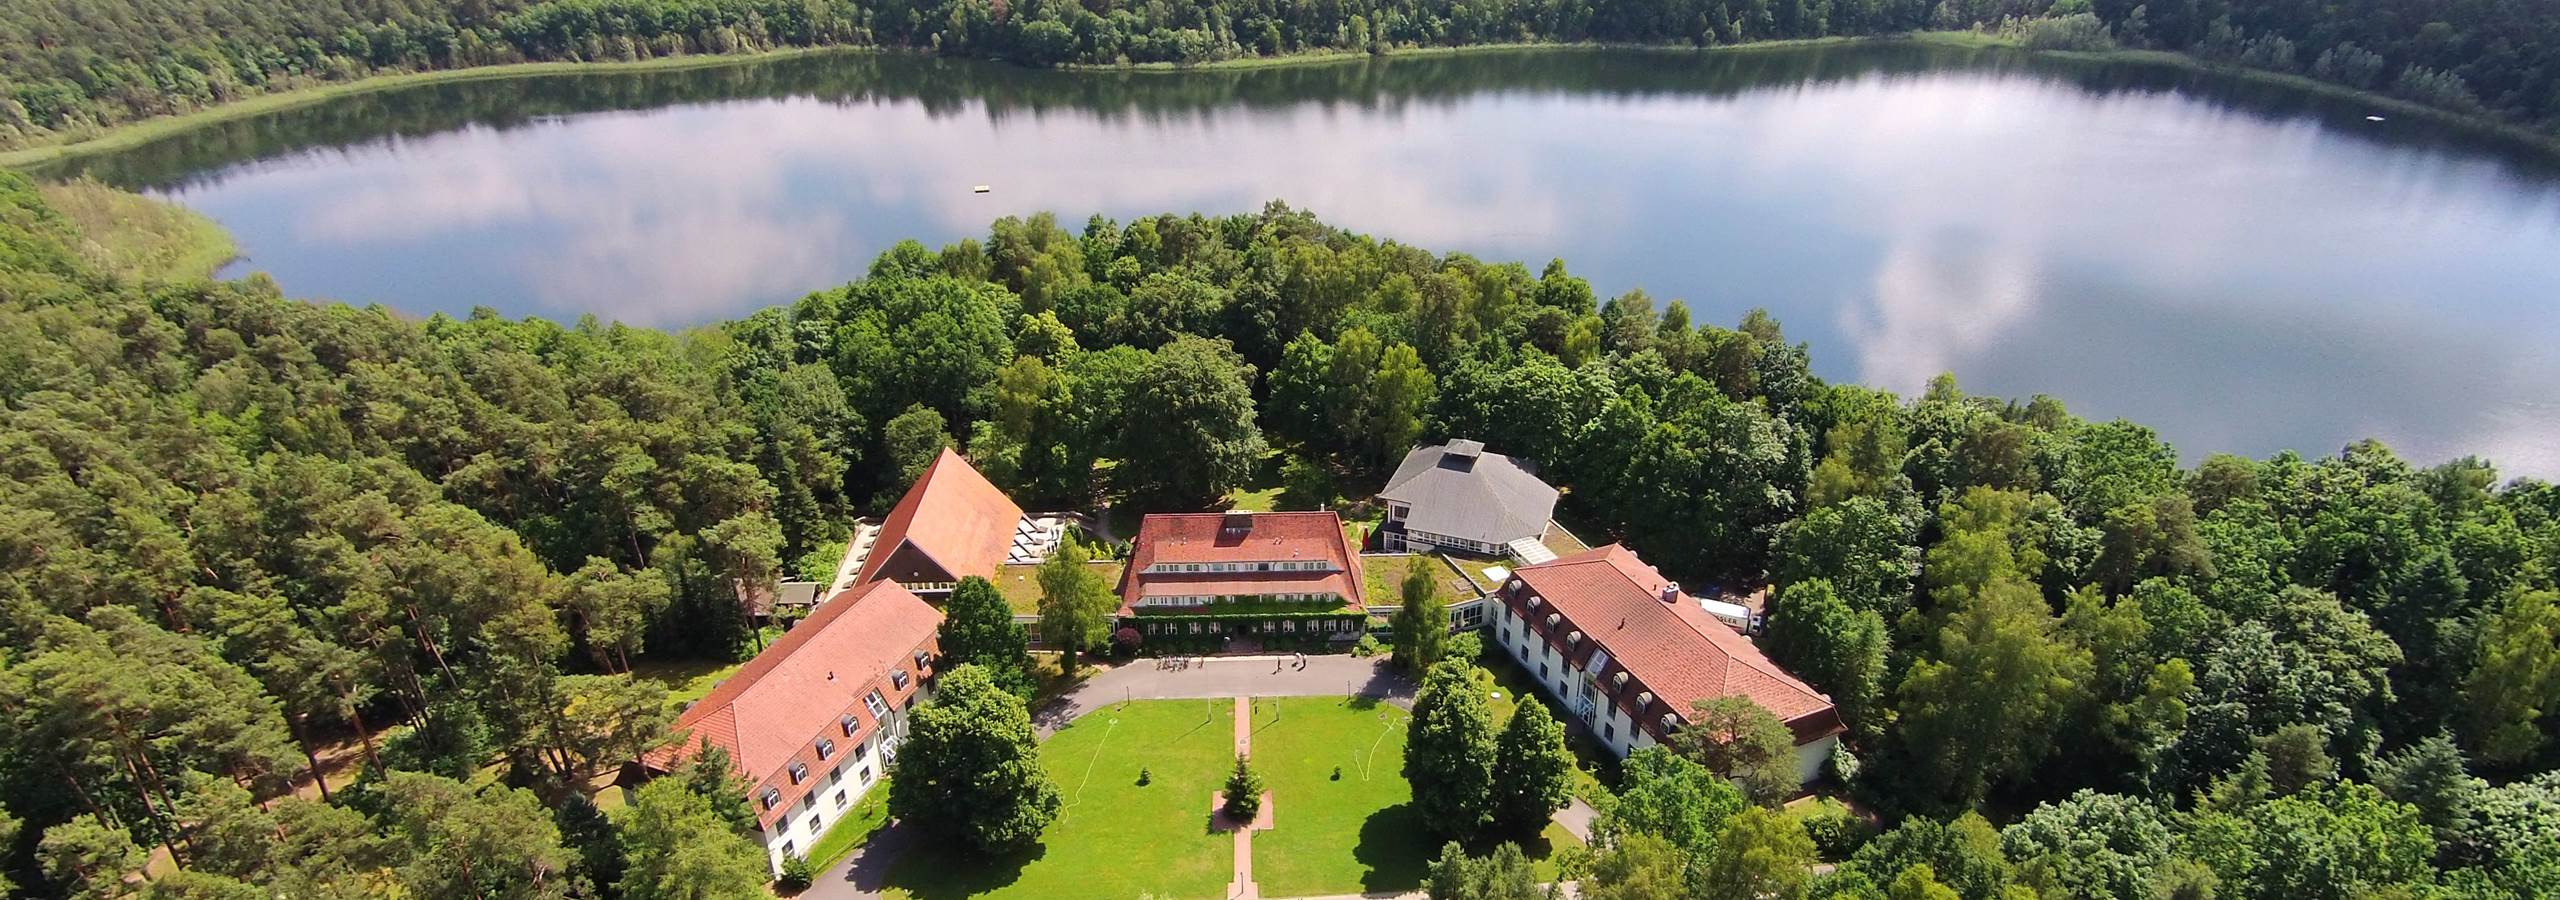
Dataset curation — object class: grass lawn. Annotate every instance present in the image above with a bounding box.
[629,656,745,706]
[808,779,894,870]
[879,699,1236,900]
[994,561,1125,615]
[1475,653,1618,800]
[1246,696,1579,897]
[1361,553,1481,607]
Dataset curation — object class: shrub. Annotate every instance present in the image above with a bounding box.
[1111,627,1142,657]
[1352,634,1384,657]
[1796,800,1873,859]
[2018,13,2116,52]
[2311,42,2386,89]
[1446,629,1485,664]
[2393,66,2482,112]
[1827,744,1861,785]
[777,852,817,891]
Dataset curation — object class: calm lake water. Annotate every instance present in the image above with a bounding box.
[49,45,2560,477]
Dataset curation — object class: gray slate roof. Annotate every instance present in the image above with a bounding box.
[1377,439,1559,547]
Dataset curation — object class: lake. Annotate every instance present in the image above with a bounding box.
[46,44,2560,477]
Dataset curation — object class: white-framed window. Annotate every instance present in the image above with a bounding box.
[892,669,911,691]
[864,691,889,718]
[788,762,808,784]
[816,738,836,760]
[761,788,781,810]
[840,713,859,736]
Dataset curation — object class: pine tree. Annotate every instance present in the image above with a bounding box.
[1222,754,1264,820]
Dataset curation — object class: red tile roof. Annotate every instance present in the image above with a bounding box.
[645,580,943,827]
[856,448,1024,586]
[1505,545,1842,745]
[1120,512,1365,610]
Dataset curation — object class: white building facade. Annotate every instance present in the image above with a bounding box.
[1488,545,1843,786]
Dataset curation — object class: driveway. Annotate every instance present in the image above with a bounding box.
[805,656,1415,900]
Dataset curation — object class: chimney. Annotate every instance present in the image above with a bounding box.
[1659,584,1679,604]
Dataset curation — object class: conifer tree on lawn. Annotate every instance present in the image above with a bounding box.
[1223,753,1265,821]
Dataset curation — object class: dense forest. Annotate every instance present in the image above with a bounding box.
[1,0,2554,151]
[1,164,2556,898]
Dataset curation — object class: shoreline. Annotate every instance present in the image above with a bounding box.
[2036,46,2560,156]
[0,46,860,170]
[10,30,2553,170]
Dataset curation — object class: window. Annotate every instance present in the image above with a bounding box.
[816,738,836,760]
[1538,662,1549,679]
[829,764,842,783]
[853,741,870,761]
[913,650,930,669]
[859,766,874,785]
[839,713,860,737]
[864,691,889,718]
[891,669,911,691]
[761,788,781,810]
[788,761,808,784]
[834,790,849,810]
[808,812,823,833]
[904,695,917,711]
[782,841,795,858]
[1604,723,1616,741]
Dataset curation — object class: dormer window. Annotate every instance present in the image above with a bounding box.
[1612,672,1629,687]
[816,738,836,760]
[1567,631,1582,644]
[841,713,860,736]
[1637,691,1654,706]
[892,670,912,691]
[760,788,781,810]
[788,761,808,784]
[1527,594,1542,608]
[913,650,930,669]
[1544,613,1559,626]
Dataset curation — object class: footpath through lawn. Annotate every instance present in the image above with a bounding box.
[880,698,1235,899]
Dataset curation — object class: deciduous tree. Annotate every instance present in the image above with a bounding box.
[887,665,1061,851]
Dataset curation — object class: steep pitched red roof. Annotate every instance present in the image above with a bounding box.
[856,448,1024,586]
[1120,512,1365,609]
[1508,545,1841,744]
[649,580,943,794]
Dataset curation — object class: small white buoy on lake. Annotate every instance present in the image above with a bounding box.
[2366,115,2386,122]
[972,184,992,193]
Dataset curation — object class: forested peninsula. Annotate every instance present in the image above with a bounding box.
[1,165,2556,897]
[0,0,2553,153]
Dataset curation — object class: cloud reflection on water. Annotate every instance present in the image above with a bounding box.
[167,63,2560,476]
